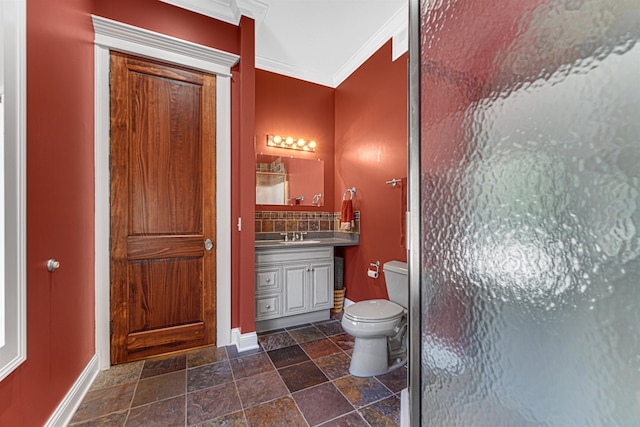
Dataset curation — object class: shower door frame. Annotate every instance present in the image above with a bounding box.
[407,0,422,426]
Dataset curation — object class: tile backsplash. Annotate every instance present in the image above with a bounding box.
[255,210,360,234]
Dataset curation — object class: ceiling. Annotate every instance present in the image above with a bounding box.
[160,0,408,87]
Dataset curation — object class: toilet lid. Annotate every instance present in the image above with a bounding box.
[344,299,404,322]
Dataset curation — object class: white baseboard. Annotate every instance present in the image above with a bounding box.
[45,354,99,427]
[400,388,409,427]
[230,328,259,353]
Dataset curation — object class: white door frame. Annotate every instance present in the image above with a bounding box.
[92,16,237,369]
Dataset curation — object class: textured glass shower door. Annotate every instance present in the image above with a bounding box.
[415,0,640,425]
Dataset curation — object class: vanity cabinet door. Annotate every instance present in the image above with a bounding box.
[283,263,309,315]
[309,262,333,310]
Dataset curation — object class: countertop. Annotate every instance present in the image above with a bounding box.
[255,232,359,249]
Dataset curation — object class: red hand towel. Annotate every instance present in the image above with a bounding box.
[340,199,354,231]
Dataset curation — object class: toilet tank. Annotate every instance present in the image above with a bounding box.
[383,261,408,308]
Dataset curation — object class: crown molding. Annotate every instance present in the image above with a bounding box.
[331,2,408,87]
[159,0,268,25]
[238,0,269,23]
[255,56,335,88]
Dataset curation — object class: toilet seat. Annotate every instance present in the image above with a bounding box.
[344,299,404,323]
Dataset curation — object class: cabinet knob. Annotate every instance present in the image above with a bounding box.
[266,305,271,309]
[266,278,270,282]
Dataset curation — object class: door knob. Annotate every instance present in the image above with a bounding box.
[204,238,214,251]
[47,259,60,272]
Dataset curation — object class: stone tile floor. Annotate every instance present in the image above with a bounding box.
[68,319,405,426]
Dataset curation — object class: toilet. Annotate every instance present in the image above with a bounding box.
[341,260,408,377]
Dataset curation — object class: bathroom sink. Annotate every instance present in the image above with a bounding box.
[279,240,321,245]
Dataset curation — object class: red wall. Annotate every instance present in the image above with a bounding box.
[255,70,336,211]
[0,0,96,424]
[0,2,250,425]
[334,41,408,302]
[255,43,407,303]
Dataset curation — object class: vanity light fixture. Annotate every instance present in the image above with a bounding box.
[267,134,317,152]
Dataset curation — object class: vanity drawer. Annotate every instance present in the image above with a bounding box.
[256,267,280,293]
[256,295,280,320]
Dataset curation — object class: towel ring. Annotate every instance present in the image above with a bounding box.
[343,187,356,201]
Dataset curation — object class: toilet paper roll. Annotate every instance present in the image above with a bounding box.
[367,269,379,279]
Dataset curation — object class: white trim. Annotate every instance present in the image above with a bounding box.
[45,355,99,427]
[93,17,235,370]
[160,0,240,24]
[256,310,330,333]
[392,21,409,62]
[94,44,111,370]
[400,388,409,427]
[255,56,336,88]
[331,2,408,87]
[0,0,27,382]
[216,75,232,347]
[159,0,268,26]
[237,0,269,24]
[231,328,259,352]
[92,16,239,77]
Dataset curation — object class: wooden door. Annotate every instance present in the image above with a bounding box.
[110,52,216,364]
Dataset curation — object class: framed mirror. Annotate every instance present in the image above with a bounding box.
[256,154,324,206]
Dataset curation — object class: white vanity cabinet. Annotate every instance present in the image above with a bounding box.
[255,246,334,332]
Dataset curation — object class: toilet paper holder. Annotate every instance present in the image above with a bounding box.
[368,261,380,279]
